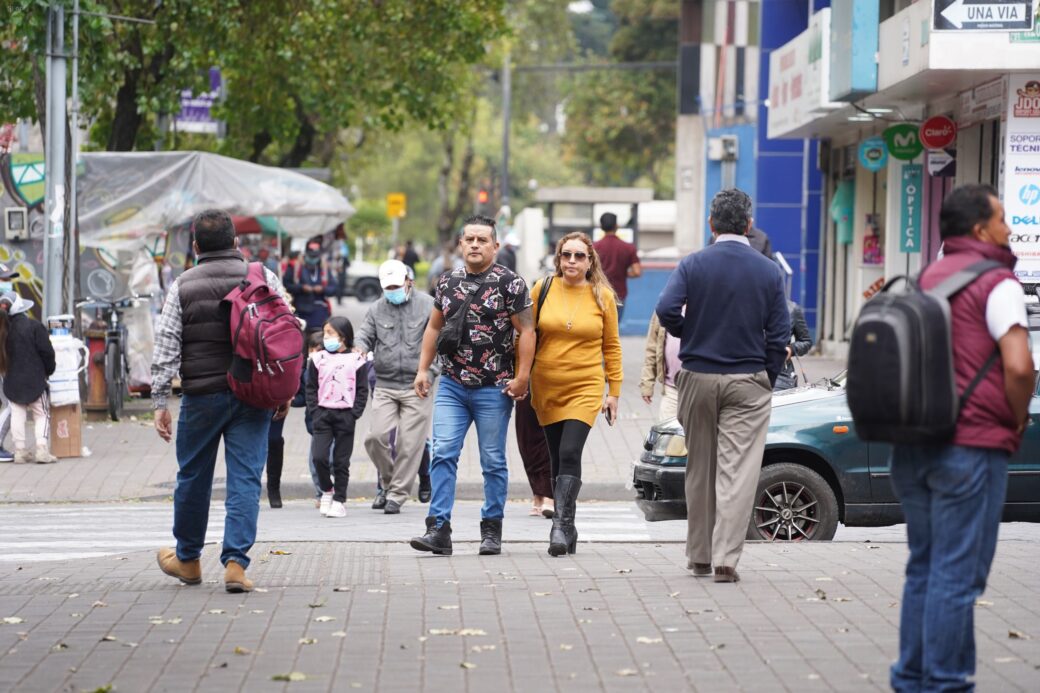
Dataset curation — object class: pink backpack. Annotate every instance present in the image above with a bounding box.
[223,262,305,409]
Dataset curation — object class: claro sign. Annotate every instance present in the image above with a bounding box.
[919,116,957,150]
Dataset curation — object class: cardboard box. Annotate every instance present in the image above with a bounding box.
[50,403,82,459]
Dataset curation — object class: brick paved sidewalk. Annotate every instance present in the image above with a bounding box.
[0,334,844,504]
[0,540,1036,692]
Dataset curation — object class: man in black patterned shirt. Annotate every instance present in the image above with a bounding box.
[410,216,535,556]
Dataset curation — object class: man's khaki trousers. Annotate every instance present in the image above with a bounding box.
[676,370,772,570]
[364,386,434,505]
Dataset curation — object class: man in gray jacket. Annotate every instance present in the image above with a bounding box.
[356,260,437,514]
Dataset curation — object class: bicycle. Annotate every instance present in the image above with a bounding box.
[75,294,152,422]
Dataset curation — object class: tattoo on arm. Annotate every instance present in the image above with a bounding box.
[514,307,534,330]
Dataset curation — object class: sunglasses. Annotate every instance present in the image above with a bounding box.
[560,251,588,261]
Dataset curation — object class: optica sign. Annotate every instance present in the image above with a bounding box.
[919,115,957,150]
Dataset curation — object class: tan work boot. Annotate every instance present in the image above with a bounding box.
[35,446,58,464]
[224,560,253,593]
[13,449,31,464]
[156,548,202,585]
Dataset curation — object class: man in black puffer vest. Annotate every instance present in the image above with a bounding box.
[151,210,291,594]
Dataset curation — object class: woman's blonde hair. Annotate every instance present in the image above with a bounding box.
[552,231,617,312]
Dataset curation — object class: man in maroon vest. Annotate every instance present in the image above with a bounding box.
[889,184,1034,692]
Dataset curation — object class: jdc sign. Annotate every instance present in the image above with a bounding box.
[934,0,1034,31]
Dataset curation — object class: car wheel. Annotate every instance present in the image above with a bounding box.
[746,463,839,542]
[355,278,382,302]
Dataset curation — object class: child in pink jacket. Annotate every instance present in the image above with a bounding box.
[306,316,369,518]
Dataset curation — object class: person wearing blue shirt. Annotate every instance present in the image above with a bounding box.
[655,188,789,584]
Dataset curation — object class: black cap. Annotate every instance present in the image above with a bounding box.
[0,263,17,280]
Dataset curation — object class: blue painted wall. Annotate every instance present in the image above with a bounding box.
[756,0,825,336]
[703,124,758,247]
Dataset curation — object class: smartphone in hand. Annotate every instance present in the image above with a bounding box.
[604,407,614,426]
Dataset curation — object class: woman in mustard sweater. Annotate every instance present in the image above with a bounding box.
[530,232,623,556]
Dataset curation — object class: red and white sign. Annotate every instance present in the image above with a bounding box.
[919,115,957,150]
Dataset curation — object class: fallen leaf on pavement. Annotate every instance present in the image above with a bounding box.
[444,580,460,584]
[709,644,726,651]
[976,600,994,607]
[616,569,632,574]
[534,592,551,597]
[814,588,827,600]
[52,643,68,651]
[271,672,307,682]
[233,646,251,655]
[333,586,352,592]
[833,597,852,603]
[254,588,269,593]
[460,662,477,670]
[91,601,107,608]
[100,635,117,642]
[67,594,79,599]
[249,610,264,615]
[438,605,459,610]
[815,577,833,582]
[559,644,574,651]
[669,592,680,598]
[636,637,663,644]
[663,628,679,633]
[428,628,487,636]
[470,645,496,653]
[1008,630,1030,640]
[298,638,318,645]
[308,601,326,609]
[2,617,25,625]
[331,631,347,637]
[207,609,226,615]
[616,668,639,677]
[269,550,292,556]
[366,589,387,594]
[314,616,335,623]
[994,656,1019,663]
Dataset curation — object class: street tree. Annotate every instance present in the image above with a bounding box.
[562,0,677,195]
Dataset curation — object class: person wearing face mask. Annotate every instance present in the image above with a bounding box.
[354,260,437,514]
[307,316,370,518]
[0,264,19,463]
[284,239,337,334]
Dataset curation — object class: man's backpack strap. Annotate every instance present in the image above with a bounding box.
[923,259,1005,412]
[927,259,1003,300]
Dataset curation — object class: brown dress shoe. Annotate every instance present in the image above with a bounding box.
[156,548,201,585]
[713,566,740,583]
[689,562,712,577]
[224,560,254,593]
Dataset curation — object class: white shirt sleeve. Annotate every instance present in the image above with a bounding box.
[985,279,1028,341]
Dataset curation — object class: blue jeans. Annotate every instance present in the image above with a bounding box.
[173,392,272,569]
[889,444,1008,693]
[428,377,513,525]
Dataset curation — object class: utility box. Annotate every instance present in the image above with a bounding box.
[50,403,82,459]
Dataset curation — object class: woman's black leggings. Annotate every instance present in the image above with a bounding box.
[542,420,591,480]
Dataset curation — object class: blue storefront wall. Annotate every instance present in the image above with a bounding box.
[756,0,826,337]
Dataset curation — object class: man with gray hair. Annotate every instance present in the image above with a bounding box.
[655,189,789,583]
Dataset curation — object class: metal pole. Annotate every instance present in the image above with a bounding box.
[391,216,400,252]
[70,0,80,312]
[675,0,705,254]
[501,53,511,207]
[43,3,67,321]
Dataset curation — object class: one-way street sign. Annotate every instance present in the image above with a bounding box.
[934,0,1035,31]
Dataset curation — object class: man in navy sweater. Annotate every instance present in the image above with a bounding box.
[656,189,789,583]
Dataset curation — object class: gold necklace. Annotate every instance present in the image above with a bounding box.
[560,283,584,330]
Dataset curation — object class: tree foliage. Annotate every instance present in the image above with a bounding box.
[562,0,677,195]
[0,0,506,161]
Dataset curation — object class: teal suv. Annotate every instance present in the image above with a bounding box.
[632,308,1040,541]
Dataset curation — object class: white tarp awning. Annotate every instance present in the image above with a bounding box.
[77,151,353,249]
